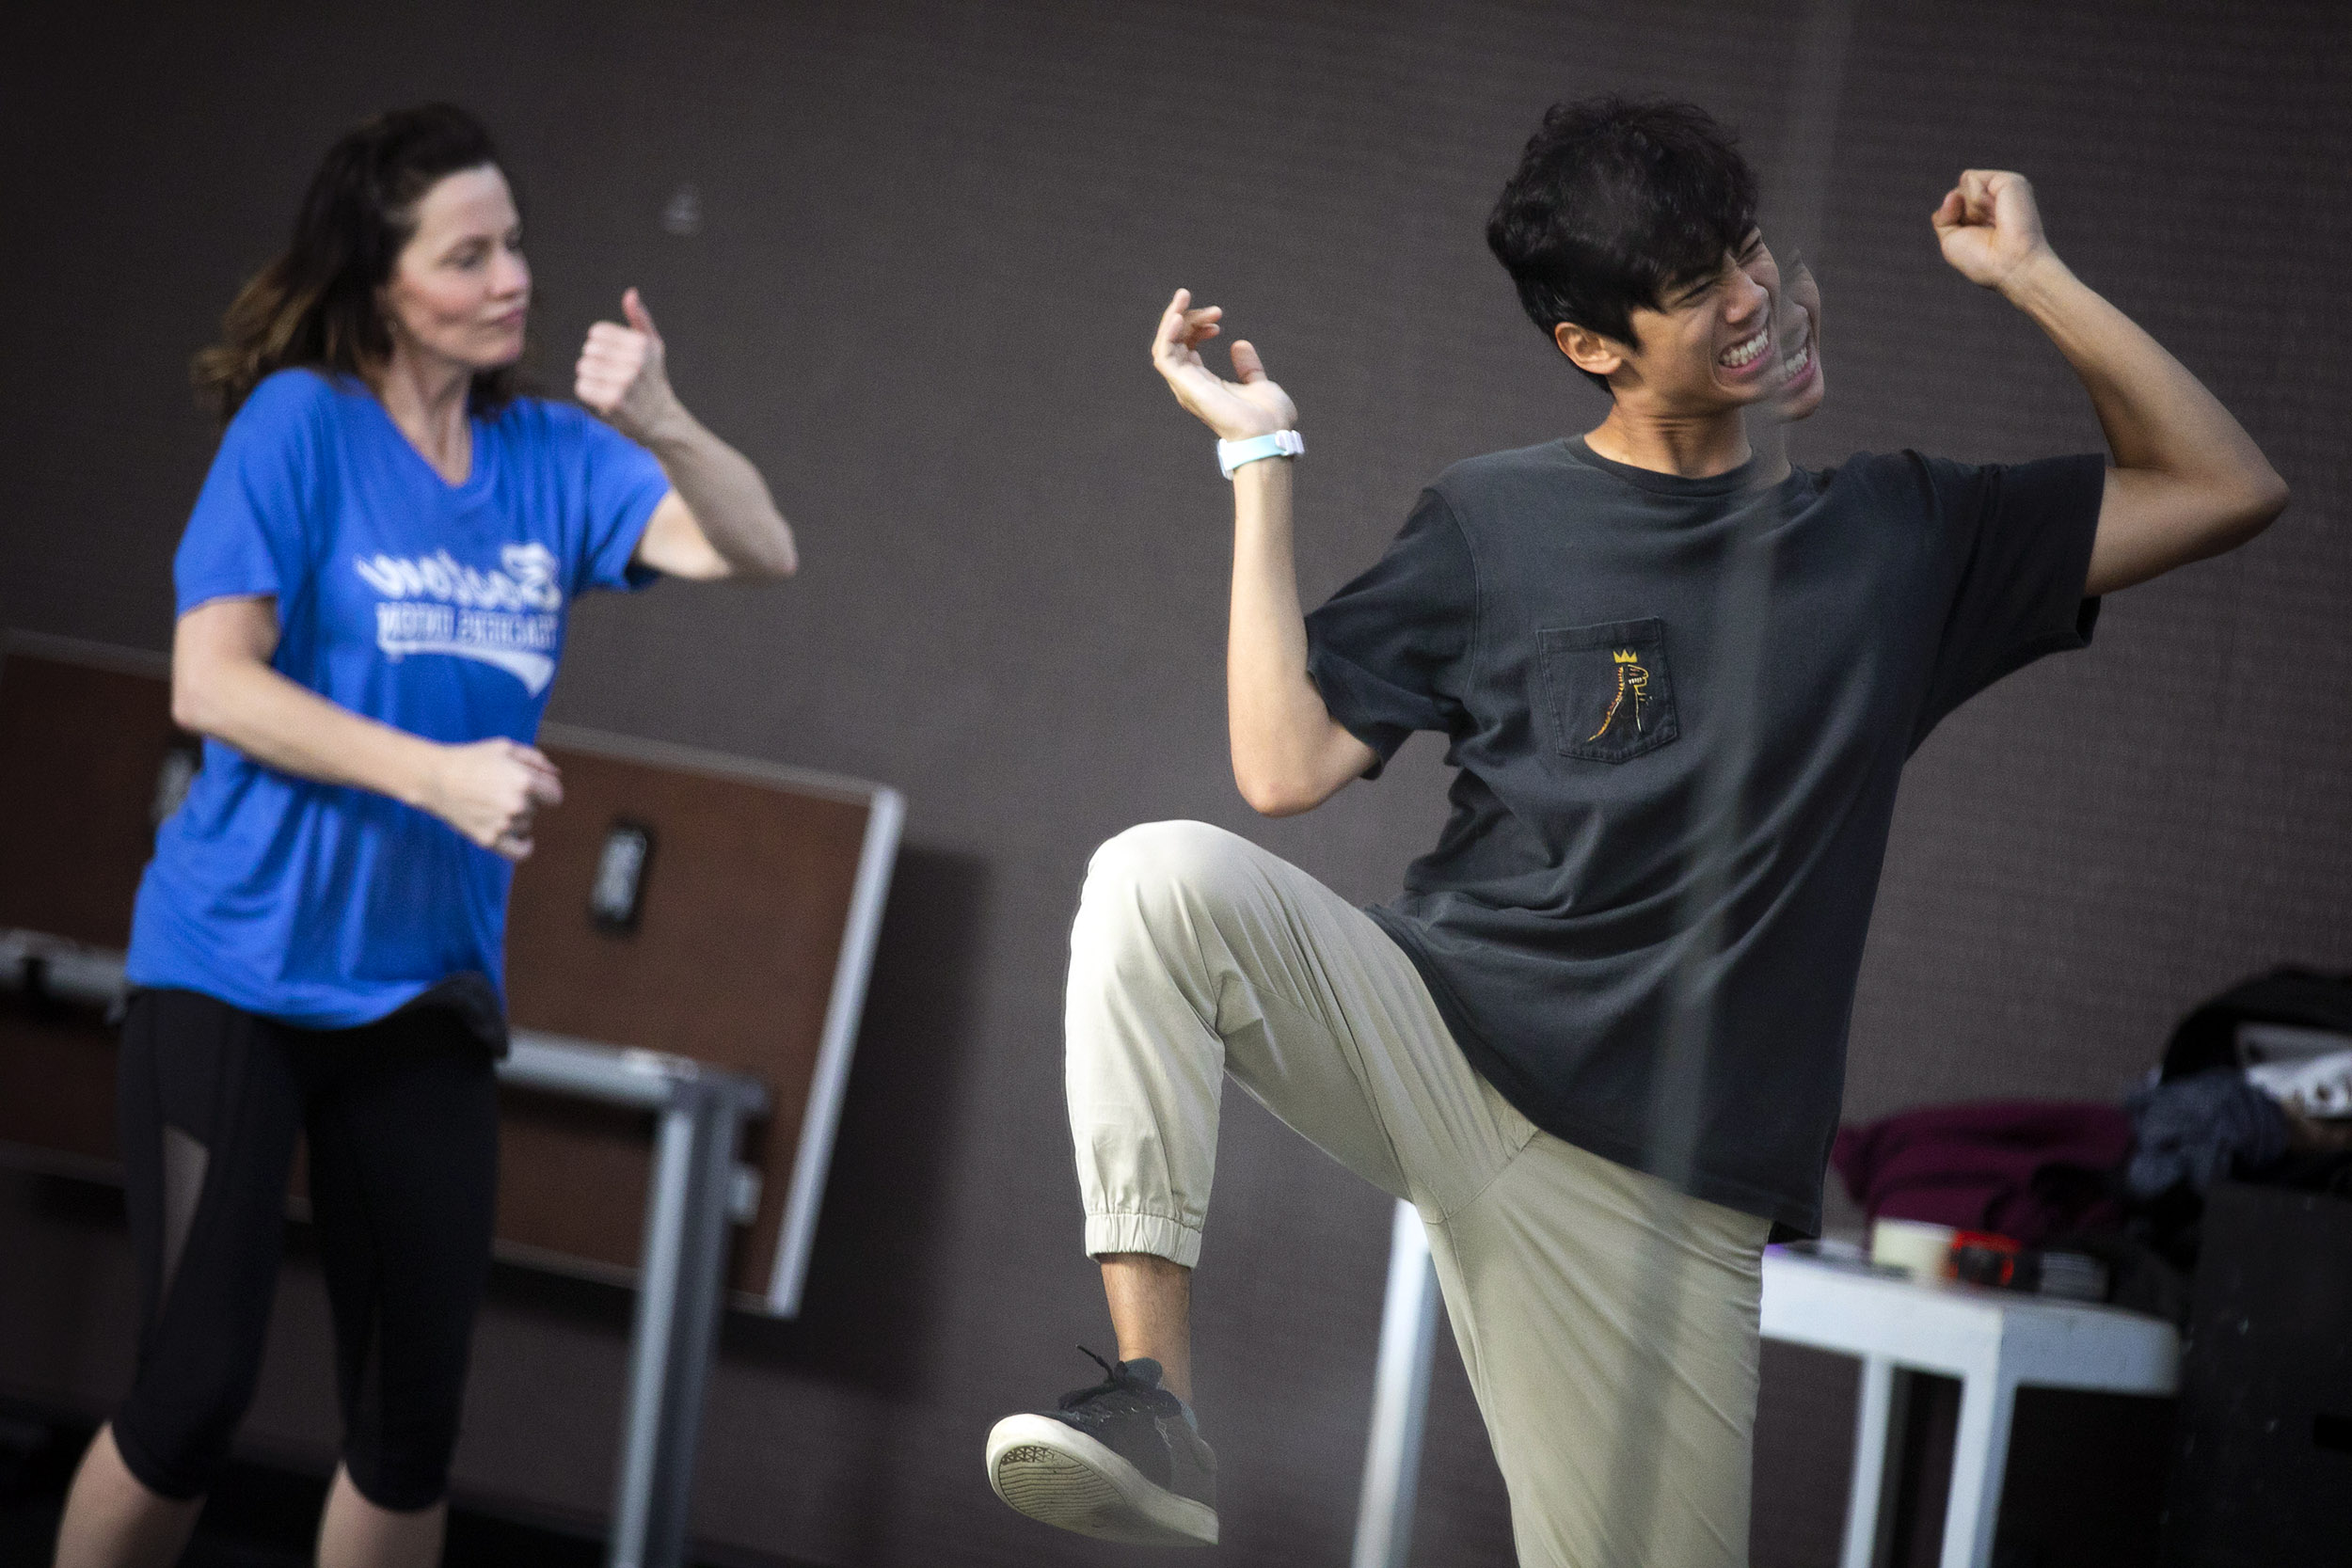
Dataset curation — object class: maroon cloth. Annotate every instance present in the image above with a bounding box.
[1831,1100,2131,1244]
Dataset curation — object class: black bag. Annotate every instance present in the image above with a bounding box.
[2159,967,2352,1082]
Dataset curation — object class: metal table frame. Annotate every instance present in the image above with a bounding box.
[502,1029,768,1568]
[1351,1208,2184,1568]
[4,929,767,1568]
[1759,1247,2179,1568]
[1353,1198,1443,1568]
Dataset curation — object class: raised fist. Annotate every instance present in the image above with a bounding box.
[1931,170,2052,292]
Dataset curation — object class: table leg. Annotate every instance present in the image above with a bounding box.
[1938,1370,2017,1568]
[1351,1198,1443,1568]
[1839,1355,1908,1568]
[611,1085,742,1568]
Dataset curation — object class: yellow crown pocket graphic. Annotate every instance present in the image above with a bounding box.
[1588,649,1652,741]
[1537,619,1680,765]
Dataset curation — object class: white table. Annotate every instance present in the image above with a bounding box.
[1351,1214,2181,1568]
[1759,1247,2180,1568]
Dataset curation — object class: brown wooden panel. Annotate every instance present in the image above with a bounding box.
[0,639,180,1178]
[0,637,880,1300]
[0,1005,119,1169]
[489,1085,658,1279]
[0,641,182,949]
[502,737,872,1292]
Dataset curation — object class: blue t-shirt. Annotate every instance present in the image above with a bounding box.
[127,368,672,1028]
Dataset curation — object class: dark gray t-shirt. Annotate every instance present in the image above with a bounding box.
[1304,436,2105,1233]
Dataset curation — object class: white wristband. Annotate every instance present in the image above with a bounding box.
[1216,429,1303,479]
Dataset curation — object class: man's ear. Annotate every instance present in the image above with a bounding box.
[1553,321,1626,381]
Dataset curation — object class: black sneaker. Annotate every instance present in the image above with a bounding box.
[985,1349,1219,1545]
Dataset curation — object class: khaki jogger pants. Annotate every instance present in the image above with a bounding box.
[1065,821,1771,1568]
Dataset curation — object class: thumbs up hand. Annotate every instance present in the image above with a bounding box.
[576,287,683,440]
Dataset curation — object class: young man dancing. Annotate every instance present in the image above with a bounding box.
[985,98,2283,1565]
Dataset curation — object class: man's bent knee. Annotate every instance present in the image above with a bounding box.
[1083,820,1258,920]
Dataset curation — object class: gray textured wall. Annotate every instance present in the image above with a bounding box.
[1,3,2344,1565]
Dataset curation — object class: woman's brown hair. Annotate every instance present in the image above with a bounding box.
[192,103,521,421]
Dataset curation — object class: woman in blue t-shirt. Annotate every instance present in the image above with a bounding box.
[56,103,796,1568]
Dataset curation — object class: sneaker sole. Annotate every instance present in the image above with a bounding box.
[985,1414,1218,1546]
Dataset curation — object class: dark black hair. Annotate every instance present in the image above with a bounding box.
[1486,97,1759,392]
[194,103,517,420]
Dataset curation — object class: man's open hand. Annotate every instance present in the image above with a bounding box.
[1151,289,1297,441]
[1932,170,2054,293]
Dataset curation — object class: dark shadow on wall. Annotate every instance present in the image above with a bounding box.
[1753,1340,1861,1568]
[1883,1377,2172,1568]
[719,845,988,1390]
[1747,1353,2175,1568]
[15,1169,125,1232]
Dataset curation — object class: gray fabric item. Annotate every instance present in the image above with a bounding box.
[1304,437,2107,1233]
[2125,1069,2290,1197]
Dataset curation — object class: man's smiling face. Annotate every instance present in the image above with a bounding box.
[1605,230,1787,415]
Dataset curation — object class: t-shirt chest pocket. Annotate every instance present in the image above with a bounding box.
[1534,617,1681,764]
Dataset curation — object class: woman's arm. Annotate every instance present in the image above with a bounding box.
[172,596,564,860]
[575,289,797,581]
[1150,290,1374,816]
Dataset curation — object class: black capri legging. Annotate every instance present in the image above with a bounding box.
[112,988,499,1511]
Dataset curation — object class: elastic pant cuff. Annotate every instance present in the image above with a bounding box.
[1085,1212,1202,1268]
[106,1419,215,1503]
[342,1455,451,1514]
